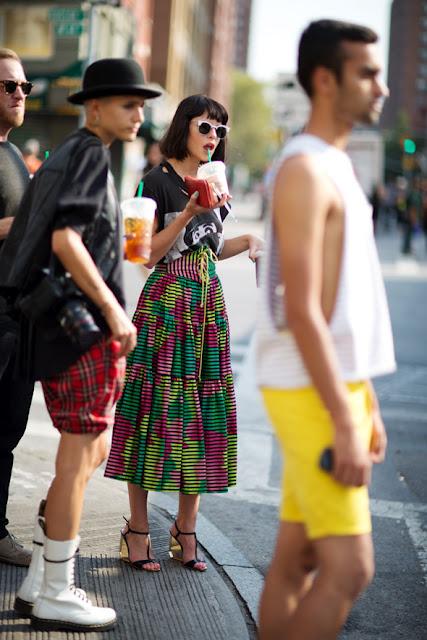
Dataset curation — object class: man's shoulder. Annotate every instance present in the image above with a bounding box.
[0,141,28,169]
[275,150,325,188]
[56,129,105,159]
[36,130,107,182]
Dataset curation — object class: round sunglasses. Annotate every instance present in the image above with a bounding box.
[197,120,230,139]
[0,80,33,96]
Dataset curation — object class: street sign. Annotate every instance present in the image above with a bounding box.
[49,8,85,22]
[54,23,84,37]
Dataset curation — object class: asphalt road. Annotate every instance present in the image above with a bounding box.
[200,217,427,639]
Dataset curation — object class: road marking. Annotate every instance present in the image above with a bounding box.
[224,487,427,587]
[382,260,427,280]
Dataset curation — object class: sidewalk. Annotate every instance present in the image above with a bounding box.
[1,410,255,639]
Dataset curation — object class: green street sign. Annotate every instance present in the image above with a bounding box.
[49,8,84,22]
[54,23,85,37]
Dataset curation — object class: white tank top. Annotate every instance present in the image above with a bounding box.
[256,134,396,388]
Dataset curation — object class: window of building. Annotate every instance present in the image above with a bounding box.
[0,7,53,59]
[416,77,427,91]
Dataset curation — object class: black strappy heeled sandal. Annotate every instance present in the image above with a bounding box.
[168,520,207,572]
[119,516,160,572]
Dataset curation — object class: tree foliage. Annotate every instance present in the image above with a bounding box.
[228,69,274,178]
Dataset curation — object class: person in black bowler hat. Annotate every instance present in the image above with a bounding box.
[1,58,160,632]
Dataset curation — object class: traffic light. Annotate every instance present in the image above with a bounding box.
[403,138,416,154]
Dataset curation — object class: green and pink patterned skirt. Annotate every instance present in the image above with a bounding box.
[105,249,237,494]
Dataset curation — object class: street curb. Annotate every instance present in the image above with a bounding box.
[150,492,264,625]
[149,333,267,627]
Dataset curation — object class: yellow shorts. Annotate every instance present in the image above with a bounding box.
[262,382,373,540]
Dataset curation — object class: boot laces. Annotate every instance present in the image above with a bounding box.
[69,561,91,603]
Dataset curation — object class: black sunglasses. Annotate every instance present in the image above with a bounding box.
[197,120,230,139]
[0,80,33,96]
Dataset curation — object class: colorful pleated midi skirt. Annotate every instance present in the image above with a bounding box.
[105,249,237,494]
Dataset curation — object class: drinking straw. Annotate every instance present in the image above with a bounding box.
[137,180,144,197]
[44,151,49,160]
[207,148,212,162]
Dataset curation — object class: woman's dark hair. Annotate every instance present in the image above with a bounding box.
[297,19,378,97]
[160,95,229,161]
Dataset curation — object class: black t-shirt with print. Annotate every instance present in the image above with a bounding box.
[140,161,230,264]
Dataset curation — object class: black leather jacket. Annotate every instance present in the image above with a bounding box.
[0,128,124,380]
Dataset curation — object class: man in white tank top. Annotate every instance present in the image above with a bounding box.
[256,20,395,639]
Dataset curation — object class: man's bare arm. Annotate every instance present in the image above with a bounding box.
[0,217,14,240]
[273,157,371,487]
[52,228,136,357]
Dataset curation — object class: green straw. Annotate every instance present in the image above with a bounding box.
[44,150,50,160]
[207,148,212,162]
[137,180,144,197]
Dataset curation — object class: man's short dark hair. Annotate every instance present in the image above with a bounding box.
[160,94,229,161]
[297,19,378,97]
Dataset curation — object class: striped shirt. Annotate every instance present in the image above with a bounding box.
[256,134,396,389]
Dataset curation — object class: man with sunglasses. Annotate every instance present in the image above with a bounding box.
[0,48,34,567]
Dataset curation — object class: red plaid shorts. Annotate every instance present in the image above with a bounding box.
[42,339,125,434]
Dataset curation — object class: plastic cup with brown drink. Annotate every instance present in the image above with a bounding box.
[121,197,157,264]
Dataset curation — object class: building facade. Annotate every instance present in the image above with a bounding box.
[233,0,252,70]
[1,0,240,195]
[382,0,427,138]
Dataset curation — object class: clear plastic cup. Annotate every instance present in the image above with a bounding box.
[121,197,156,264]
[197,161,229,196]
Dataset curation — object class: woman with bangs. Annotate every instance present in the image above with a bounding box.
[105,95,263,572]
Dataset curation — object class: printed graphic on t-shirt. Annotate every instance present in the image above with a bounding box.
[163,209,225,263]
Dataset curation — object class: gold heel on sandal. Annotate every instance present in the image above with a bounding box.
[120,516,160,572]
[168,520,207,572]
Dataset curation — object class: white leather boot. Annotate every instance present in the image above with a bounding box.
[14,500,46,616]
[31,535,117,631]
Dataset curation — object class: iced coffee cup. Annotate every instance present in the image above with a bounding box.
[121,197,156,264]
[197,161,229,196]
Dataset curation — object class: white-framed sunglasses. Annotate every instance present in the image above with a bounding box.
[197,120,230,139]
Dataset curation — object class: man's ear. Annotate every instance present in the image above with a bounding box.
[84,98,101,125]
[311,66,338,97]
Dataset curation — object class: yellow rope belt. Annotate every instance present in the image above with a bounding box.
[197,248,217,381]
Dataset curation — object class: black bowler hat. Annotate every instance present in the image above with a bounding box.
[68,58,161,104]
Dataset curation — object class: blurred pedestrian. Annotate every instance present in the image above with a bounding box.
[0,47,34,568]
[369,182,384,234]
[1,58,160,631]
[402,176,423,255]
[105,94,263,572]
[22,138,42,176]
[394,175,408,227]
[422,178,427,252]
[256,20,395,639]
[142,140,163,176]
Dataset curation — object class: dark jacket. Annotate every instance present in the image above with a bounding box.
[0,128,124,380]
